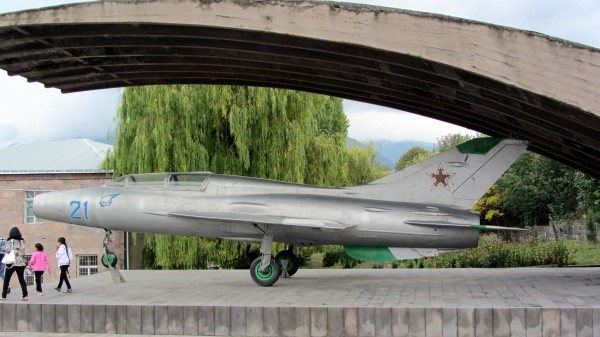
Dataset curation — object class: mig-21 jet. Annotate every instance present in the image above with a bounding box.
[33,137,527,286]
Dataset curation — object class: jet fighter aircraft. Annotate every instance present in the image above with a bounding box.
[33,137,527,286]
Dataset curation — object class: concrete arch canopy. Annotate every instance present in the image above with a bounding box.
[0,0,599,176]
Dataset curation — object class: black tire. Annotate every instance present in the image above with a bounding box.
[275,250,300,277]
[250,257,281,286]
[101,251,118,268]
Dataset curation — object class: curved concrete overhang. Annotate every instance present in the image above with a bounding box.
[1,0,600,177]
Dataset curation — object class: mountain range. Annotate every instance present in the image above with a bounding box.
[346,138,436,169]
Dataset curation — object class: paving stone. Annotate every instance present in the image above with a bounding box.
[295,307,310,337]
[167,306,184,335]
[198,306,214,336]
[125,305,142,335]
[542,308,560,337]
[183,306,199,336]
[115,305,127,334]
[310,307,327,337]
[327,307,344,337]
[140,306,154,335]
[374,307,392,337]
[409,307,426,337]
[344,307,359,337]
[230,306,246,337]
[577,308,593,337]
[442,307,457,337]
[214,306,230,336]
[104,305,116,334]
[426,308,442,337]
[279,307,295,337]
[391,307,409,337]
[92,305,106,333]
[54,304,68,333]
[67,305,80,333]
[509,308,525,337]
[263,306,278,337]
[457,307,474,337]
[80,305,93,333]
[525,308,542,337]
[28,303,42,332]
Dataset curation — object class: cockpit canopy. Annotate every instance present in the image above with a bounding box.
[106,172,212,190]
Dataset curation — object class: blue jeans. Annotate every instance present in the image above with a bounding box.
[0,255,5,282]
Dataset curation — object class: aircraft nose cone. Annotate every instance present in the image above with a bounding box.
[32,192,63,221]
[32,192,50,218]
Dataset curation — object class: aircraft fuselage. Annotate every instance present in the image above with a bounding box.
[34,173,479,249]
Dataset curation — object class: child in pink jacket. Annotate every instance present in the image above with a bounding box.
[28,243,52,295]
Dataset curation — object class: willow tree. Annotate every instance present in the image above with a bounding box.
[104,85,349,269]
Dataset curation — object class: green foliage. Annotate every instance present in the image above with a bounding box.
[322,247,360,268]
[569,241,600,265]
[587,215,599,242]
[345,142,389,185]
[435,133,477,152]
[105,85,350,269]
[397,234,572,268]
[494,152,579,227]
[575,173,600,214]
[395,146,430,171]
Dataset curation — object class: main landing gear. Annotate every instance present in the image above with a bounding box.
[249,225,300,286]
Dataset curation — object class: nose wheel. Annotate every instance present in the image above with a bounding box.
[101,251,118,268]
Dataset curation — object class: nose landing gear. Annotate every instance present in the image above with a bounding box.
[103,230,126,283]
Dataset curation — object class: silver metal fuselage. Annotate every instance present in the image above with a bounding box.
[34,173,479,249]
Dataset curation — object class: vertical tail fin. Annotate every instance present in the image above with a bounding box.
[354,138,528,210]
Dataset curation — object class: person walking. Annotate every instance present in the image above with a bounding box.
[28,243,52,295]
[0,236,9,294]
[1,227,29,301]
[55,237,73,293]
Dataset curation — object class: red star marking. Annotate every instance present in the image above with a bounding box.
[428,163,455,190]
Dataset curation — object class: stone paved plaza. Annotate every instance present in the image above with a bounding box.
[1,267,599,336]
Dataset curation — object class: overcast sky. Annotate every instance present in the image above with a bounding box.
[1,0,599,148]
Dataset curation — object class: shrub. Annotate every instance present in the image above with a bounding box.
[322,248,360,268]
[400,234,573,269]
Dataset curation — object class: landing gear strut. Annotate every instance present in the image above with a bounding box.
[250,225,281,286]
[103,230,126,283]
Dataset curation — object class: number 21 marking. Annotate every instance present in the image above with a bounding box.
[69,200,89,220]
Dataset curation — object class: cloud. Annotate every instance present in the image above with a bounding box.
[344,101,477,143]
[0,72,120,148]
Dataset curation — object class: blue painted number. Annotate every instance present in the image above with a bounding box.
[69,200,89,220]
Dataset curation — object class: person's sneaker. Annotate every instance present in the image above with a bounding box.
[54,287,61,292]
[21,296,28,301]
[66,289,72,293]
[36,292,43,296]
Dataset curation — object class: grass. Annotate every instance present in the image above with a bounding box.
[569,241,600,265]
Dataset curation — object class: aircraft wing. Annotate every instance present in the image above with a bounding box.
[405,220,528,231]
[144,211,353,231]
